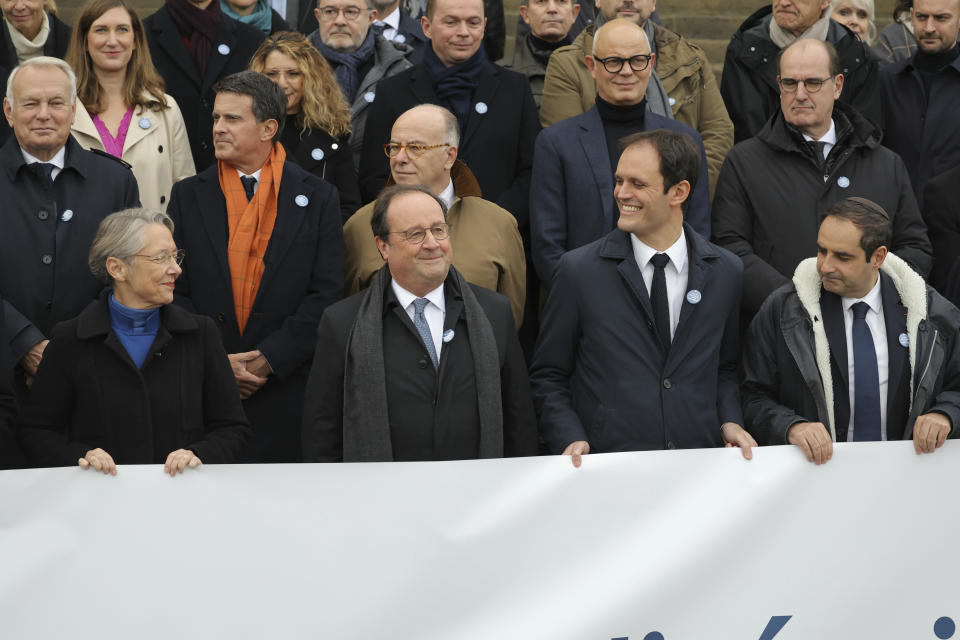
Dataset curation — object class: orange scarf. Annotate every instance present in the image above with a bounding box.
[218,143,286,333]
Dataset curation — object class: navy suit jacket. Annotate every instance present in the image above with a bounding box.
[531,224,743,453]
[530,106,711,285]
[167,161,344,461]
[820,272,912,441]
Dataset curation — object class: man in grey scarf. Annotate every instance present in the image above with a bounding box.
[302,184,537,462]
[721,0,881,143]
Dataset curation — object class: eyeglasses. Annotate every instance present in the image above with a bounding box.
[317,5,363,20]
[383,142,450,158]
[389,224,451,244]
[594,54,652,74]
[131,249,185,266]
[778,76,835,93]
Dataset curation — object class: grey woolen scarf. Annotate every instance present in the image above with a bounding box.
[342,264,504,461]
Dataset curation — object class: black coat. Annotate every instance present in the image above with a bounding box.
[17,296,251,467]
[923,164,960,307]
[302,273,538,462]
[144,6,266,170]
[358,62,539,229]
[0,136,140,364]
[0,298,19,470]
[0,12,71,148]
[712,102,932,318]
[279,119,360,221]
[720,6,881,143]
[395,10,427,63]
[168,161,344,462]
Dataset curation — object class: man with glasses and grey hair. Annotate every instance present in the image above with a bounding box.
[343,104,525,329]
[0,57,139,395]
[530,18,710,287]
[712,38,932,324]
[303,183,537,462]
[307,0,413,165]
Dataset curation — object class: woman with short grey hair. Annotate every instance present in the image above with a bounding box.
[18,208,251,475]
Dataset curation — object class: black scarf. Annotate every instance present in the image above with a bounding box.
[422,42,486,128]
[165,0,221,78]
[310,28,376,103]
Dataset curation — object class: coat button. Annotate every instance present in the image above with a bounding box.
[41,254,52,265]
[158,145,164,153]
[160,195,166,204]
[663,379,672,389]
[418,358,428,369]
[37,210,48,220]
[201,141,209,149]
[217,313,225,322]
[667,441,676,449]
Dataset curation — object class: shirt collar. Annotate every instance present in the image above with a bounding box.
[803,118,837,146]
[630,228,688,273]
[236,168,262,181]
[21,145,66,171]
[391,279,445,312]
[377,7,400,30]
[841,273,883,315]
[438,179,456,209]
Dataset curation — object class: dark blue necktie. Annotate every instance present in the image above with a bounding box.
[240,175,257,202]
[31,162,54,186]
[852,301,881,441]
[650,253,671,347]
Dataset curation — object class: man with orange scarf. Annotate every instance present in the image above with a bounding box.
[168,71,344,463]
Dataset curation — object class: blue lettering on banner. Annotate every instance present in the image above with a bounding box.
[610,615,957,638]
[758,616,792,639]
[935,616,956,639]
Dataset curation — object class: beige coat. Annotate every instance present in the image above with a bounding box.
[344,163,527,328]
[540,24,733,196]
[71,93,195,211]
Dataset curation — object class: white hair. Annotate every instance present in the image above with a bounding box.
[6,56,77,104]
[830,0,878,45]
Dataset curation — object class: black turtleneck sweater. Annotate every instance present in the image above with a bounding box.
[525,33,571,67]
[914,45,960,104]
[596,95,647,175]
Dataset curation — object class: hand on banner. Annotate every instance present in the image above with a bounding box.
[228,351,270,399]
[787,421,833,465]
[721,423,756,460]
[562,440,590,468]
[79,448,117,475]
[913,412,951,454]
[164,449,202,476]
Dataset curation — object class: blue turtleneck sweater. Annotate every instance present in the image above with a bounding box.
[108,294,161,369]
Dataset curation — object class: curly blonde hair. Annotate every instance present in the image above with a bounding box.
[249,31,352,139]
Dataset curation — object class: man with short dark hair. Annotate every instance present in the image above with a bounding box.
[308,0,413,164]
[532,129,753,466]
[357,0,539,225]
[371,0,428,61]
[742,197,960,464]
[713,38,932,320]
[344,104,526,328]
[721,0,880,143]
[168,70,344,463]
[0,57,140,390]
[880,0,960,203]
[501,0,580,108]
[302,183,537,462]
[531,19,710,286]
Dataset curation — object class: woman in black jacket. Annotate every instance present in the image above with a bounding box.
[17,208,250,475]
[249,30,361,221]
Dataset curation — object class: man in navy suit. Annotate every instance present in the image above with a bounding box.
[168,71,344,463]
[531,129,753,466]
[529,18,710,286]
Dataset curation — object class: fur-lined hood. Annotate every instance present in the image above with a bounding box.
[790,252,927,438]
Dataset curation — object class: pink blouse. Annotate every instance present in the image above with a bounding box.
[91,108,134,158]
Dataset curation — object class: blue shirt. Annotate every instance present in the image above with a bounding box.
[108,294,161,369]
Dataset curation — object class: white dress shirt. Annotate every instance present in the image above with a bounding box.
[631,229,689,340]
[842,276,889,441]
[21,146,66,181]
[803,118,837,168]
[374,7,401,41]
[392,280,446,358]
[437,179,456,210]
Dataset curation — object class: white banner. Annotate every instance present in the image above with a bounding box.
[1,442,959,639]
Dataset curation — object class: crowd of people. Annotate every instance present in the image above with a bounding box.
[0,0,958,473]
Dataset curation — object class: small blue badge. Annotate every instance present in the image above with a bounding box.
[295,195,309,207]
[474,101,488,114]
[394,34,406,44]
[311,148,324,161]
[899,332,910,348]
[217,44,230,55]
[686,289,702,305]
[442,329,455,343]
[363,91,376,103]
[331,143,339,150]
[61,209,73,222]
[138,117,151,130]
[668,97,676,106]
[837,176,850,188]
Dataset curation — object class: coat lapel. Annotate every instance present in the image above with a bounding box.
[460,63,500,150]
[880,273,909,439]
[202,19,237,93]
[668,232,713,365]
[255,165,304,304]
[195,169,233,286]
[578,108,615,229]
[151,9,201,88]
[601,231,656,325]
[821,291,849,388]
[409,66,438,107]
